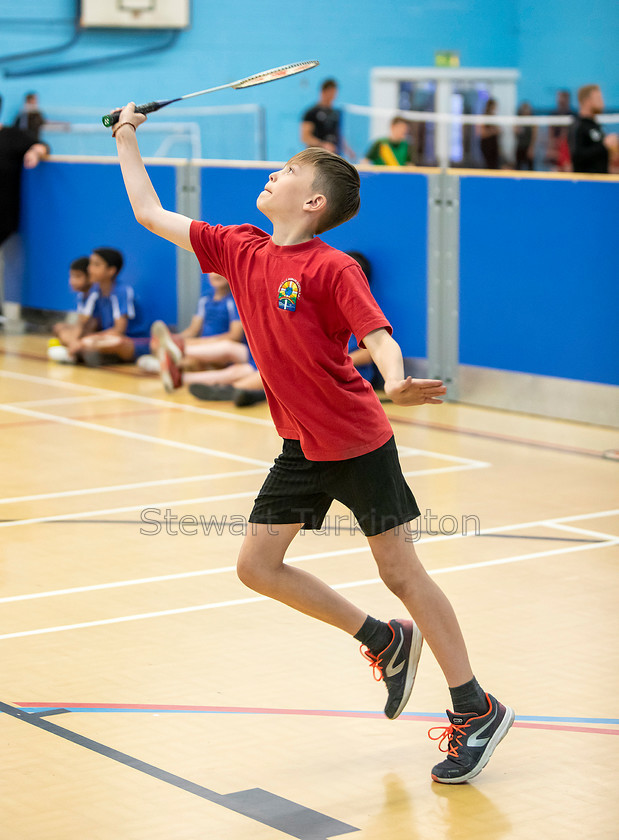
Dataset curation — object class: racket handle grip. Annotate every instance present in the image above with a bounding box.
[102,101,163,128]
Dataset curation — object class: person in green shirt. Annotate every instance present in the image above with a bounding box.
[363,117,415,166]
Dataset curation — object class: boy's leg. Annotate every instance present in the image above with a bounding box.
[367,526,473,688]
[238,522,417,720]
[184,338,249,367]
[237,523,367,633]
[368,525,514,783]
[54,322,81,346]
[184,363,255,387]
[79,334,136,364]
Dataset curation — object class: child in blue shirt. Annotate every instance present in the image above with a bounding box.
[58,248,150,365]
[151,272,249,392]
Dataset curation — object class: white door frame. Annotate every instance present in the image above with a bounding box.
[370,67,520,166]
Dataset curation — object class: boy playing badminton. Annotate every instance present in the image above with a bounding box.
[112,102,513,784]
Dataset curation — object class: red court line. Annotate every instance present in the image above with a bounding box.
[14,703,619,735]
[385,413,604,458]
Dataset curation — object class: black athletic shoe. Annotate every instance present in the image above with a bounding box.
[429,693,515,784]
[360,618,423,719]
[188,383,235,401]
[234,388,266,407]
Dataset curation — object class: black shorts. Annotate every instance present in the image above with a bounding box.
[249,436,420,537]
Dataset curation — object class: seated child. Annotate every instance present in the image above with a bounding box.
[151,272,248,392]
[54,248,150,365]
[49,256,91,361]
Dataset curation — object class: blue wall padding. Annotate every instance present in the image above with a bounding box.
[459,176,619,386]
[20,162,178,327]
[17,160,617,387]
[199,166,428,358]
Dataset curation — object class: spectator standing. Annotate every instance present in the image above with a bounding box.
[570,84,618,174]
[14,92,45,140]
[546,89,575,171]
[301,79,355,158]
[477,98,501,169]
[0,95,48,248]
[514,102,537,170]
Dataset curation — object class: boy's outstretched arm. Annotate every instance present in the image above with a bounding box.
[363,328,446,406]
[113,102,193,252]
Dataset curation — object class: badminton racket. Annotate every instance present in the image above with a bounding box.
[102,60,319,127]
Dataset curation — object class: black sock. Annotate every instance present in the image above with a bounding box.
[449,677,489,716]
[353,615,393,654]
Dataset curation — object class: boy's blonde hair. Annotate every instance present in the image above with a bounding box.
[291,148,360,234]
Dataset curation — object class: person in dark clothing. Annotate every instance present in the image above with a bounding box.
[14,92,45,140]
[301,78,340,153]
[478,98,501,169]
[546,89,575,171]
[570,85,618,174]
[300,78,355,159]
[514,102,537,170]
[0,95,49,247]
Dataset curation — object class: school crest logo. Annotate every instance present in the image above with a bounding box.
[278,278,300,312]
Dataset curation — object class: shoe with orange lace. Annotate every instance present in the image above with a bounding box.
[360,619,423,720]
[428,693,514,784]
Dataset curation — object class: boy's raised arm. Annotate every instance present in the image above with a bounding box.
[114,102,193,252]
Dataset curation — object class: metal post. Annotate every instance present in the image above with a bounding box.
[175,162,202,330]
[426,171,460,399]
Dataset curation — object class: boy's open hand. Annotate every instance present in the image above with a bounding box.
[384,377,446,406]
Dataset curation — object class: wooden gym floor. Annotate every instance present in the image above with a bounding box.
[1,334,618,840]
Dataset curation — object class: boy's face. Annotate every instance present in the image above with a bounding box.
[390,121,408,142]
[257,160,321,223]
[69,269,89,293]
[88,253,117,285]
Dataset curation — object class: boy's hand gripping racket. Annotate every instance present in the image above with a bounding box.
[102,60,319,127]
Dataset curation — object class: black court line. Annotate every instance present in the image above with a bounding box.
[0,701,358,840]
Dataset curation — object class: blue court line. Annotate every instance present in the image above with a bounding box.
[16,706,619,726]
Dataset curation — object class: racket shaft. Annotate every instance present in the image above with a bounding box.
[102,100,174,127]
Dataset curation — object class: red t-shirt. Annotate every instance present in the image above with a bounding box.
[190,221,394,460]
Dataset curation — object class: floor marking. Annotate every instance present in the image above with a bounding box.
[7,394,116,408]
[0,468,266,506]
[1,510,616,602]
[402,463,488,477]
[0,402,271,466]
[0,489,258,531]
[0,700,358,840]
[385,412,612,458]
[0,367,274,427]
[1,536,616,640]
[548,522,619,541]
[11,703,619,736]
[397,445,490,467]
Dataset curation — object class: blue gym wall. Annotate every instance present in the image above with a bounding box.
[0,1,517,160]
[0,0,600,162]
[517,1,619,109]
